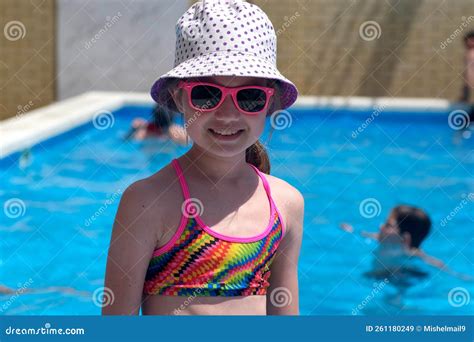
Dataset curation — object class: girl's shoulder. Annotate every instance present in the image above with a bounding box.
[118,163,183,230]
[261,173,305,234]
[124,161,173,191]
[263,173,304,205]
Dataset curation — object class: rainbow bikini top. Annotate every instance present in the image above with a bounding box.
[143,158,285,296]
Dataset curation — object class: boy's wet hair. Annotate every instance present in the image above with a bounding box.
[392,205,431,248]
[464,30,474,45]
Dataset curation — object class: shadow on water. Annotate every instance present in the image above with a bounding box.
[358,265,431,315]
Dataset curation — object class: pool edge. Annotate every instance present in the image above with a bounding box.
[0,92,467,160]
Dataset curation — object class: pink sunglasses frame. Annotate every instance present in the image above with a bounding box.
[177,81,275,115]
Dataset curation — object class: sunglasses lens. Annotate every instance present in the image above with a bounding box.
[237,89,267,113]
[191,85,222,109]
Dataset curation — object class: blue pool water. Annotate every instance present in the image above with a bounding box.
[1,105,473,315]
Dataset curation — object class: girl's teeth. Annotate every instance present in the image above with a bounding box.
[211,129,240,135]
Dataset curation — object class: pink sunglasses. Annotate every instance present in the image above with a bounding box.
[177,81,275,115]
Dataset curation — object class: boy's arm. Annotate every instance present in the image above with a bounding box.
[361,231,379,240]
[339,223,379,240]
[414,249,474,281]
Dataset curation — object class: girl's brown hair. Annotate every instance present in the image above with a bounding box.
[244,80,281,174]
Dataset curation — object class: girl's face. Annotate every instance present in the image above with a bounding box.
[467,38,474,50]
[170,76,274,158]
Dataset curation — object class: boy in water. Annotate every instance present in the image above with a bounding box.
[341,205,471,281]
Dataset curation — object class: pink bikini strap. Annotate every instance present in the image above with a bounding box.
[172,159,276,215]
[248,164,286,236]
[247,163,276,213]
[171,159,191,201]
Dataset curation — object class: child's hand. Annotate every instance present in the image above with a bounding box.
[457,273,474,282]
[361,231,379,240]
[132,118,147,128]
[339,223,354,233]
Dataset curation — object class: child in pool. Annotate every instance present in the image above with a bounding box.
[127,104,187,144]
[460,31,474,104]
[0,284,89,297]
[103,0,304,316]
[340,205,472,281]
[459,30,474,136]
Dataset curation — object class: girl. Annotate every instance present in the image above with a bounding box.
[103,0,304,315]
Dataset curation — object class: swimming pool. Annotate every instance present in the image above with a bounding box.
[1,103,473,315]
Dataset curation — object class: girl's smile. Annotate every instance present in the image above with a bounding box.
[171,75,270,155]
[208,127,246,141]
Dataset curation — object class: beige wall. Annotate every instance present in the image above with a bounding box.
[253,0,474,100]
[1,0,473,121]
[0,0,55,121]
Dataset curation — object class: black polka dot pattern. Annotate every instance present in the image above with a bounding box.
[151,0,298,111]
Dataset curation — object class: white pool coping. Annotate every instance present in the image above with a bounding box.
[0,91,457,159]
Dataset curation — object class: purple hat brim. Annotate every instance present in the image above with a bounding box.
[150,51,298,113]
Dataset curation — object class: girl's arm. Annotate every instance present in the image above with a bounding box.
[102,182,160,315]
[267,188,304,315]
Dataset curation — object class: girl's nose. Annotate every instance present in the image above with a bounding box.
[214,93,240,120]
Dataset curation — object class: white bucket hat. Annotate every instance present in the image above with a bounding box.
[150,0,298,113]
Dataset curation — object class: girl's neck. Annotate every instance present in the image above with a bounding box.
[180,145,252,183]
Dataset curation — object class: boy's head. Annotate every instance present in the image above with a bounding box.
[384,205,431,249]
[464,31,474,49]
